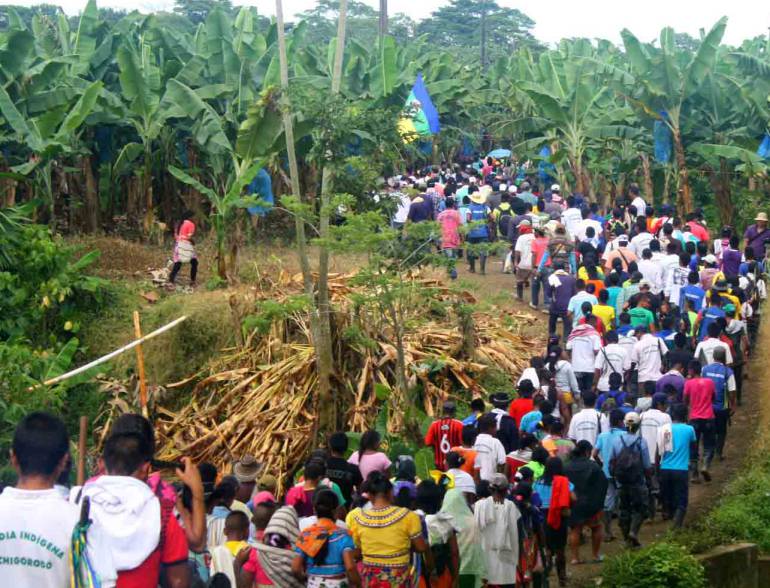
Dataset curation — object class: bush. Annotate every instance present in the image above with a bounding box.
[601,542,706,588]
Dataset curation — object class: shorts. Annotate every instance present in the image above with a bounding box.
[572,511,604,529]
[516,268,534,284]
[604,480,618,511]
[560,391,575,405]
[544,510,568,550]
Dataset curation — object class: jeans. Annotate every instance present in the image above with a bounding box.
[575,372,594,395]
[532,273,544,306]
[714,408,730,457]
[548,310,571,342]
[659,469,689,522]
[690,418,716,471]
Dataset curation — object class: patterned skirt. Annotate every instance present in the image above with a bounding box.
[307,575,348,588]
[361,563,412,588]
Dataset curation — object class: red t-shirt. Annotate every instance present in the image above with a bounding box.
[117,511,189,588]
[425,418,464,471]
[684,377,716,420]
[508,398,534,427]
[531,237,549,267]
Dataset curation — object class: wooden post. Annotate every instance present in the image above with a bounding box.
[133,311,149,418]
[77,416,88,486]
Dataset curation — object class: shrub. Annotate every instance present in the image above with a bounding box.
[601,542,706,588]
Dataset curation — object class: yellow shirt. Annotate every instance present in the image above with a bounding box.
[593,304,616,331]
[225,540,248,557]
[348,505,422,566]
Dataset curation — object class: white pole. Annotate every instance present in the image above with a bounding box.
[40,315,188,387]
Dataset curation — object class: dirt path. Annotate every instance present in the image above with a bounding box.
[452,256,762,587]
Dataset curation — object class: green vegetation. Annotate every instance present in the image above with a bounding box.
[601,542,706,588]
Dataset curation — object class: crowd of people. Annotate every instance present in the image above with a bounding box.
[1,156,768,588]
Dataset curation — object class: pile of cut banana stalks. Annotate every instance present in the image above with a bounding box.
[154,272,542,491]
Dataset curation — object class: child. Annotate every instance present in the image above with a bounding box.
[210,511,250,585]
[635,381,655,412]
[169,210,198,286]
[462,398,486,427]
[237,501,277,587]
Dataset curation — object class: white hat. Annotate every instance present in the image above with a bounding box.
[624,411,641,425]
[639,279,653,289]
[469,177,478,184]
[551,183,561,193]
[499,183,507,192]
[703,254,717,265]
[508,185,518,194]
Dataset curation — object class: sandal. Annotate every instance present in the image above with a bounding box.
[570,559,585,565]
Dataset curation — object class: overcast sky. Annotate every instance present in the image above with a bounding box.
[13,0,770,46]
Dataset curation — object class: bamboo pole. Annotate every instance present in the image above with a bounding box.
[40,315,188,388]
[76,416,88,486]
[133,311,149,418]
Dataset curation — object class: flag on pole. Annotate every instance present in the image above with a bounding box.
[399,73,440,142]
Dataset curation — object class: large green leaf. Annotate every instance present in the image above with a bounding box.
[0,84,43,151]
[0,30,35,80]
[369,35,397,98]
[55,81,103,139]
[205,8,240,85]
[163,80,231,155]
[686,17,728,90]
[72,0,99,76]
[117,45,156,123]
[620,29,651,76]
[168,165,218,202]
[113,142,143,176]
[235,95,283,161]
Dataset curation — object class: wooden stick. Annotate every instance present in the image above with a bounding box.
[133,311,149,418]
[77,416,88,486]
[40,316,188,388]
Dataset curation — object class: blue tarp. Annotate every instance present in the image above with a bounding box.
[247,168,274,217]
[413,73,441,135]
[654,113,672,163]
[758,133,770,159]
[538,146,555,184]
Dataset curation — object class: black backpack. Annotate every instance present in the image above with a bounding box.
[610,436,644,484]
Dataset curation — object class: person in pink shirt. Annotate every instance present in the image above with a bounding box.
[169,211,198,286]
[437,197,462,280]
[683,360,716,483]
[530,227,550,310]
[348,430,392,481]
[237,501,277,587]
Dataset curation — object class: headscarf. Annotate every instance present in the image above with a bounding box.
[441,489,486,578]
[256,506,304,588]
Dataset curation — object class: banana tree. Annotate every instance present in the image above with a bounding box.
[619,17,727,213]
[166,80,282,281]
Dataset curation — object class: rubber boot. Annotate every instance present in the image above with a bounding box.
[468,257,476,273]
[479,255,487,275]
[672,509,686,529]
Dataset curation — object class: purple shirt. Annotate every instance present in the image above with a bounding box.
[721,248,741,277]
[743,224,770,259]
[550,273,577,312]
[655,371,686,401]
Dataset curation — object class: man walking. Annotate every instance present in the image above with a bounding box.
[548,261,577,341]
[659,404,697,528]
[701,348,736,460]
[683,360,717,483]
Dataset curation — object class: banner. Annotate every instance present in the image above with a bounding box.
[399,73,440,141]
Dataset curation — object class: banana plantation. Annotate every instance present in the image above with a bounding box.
[0,0,768,245]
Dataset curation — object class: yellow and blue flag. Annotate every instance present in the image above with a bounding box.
[399,73,440,142]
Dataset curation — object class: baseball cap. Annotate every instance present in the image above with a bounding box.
[551,183,561,192]
[703,254,717,265]
[499,183,508,191]
[624,412,641,426]
[639,279,653,289]
[490,473,509,490]
[508,185,518,194]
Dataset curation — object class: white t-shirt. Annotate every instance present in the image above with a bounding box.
[640,408,672,462]
[630,334,667,383]
[514,233,535,269]
[392,192,411,224]
[0,487,78,588]
[694,339,733,366]
[517,367,541,390]
[567,408,609,445]
[566,333,602,373]
[576,219,603,245]
[630,232,655,257]
[631,196,647,214]
[637,259,664,293]
[473,433,506,482]
[593,343,630,391]
[561,208,583,238]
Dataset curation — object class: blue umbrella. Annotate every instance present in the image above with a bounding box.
[487,148,511,159]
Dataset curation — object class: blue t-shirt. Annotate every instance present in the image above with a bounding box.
[596,390,627,412]
[610,433,651,470]
[679,284,706,313]
[467,202,489,238]
[595,428,625,478]
[295,528,355,576]
[701,363,734,411]
[520,410,543,434]
[462,413,480,427]
[532,480,575,509]
[568,293,598,326]
[660,423,697,471]
[699,307,726,341]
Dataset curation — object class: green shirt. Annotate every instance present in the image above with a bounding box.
[628,306,655,328]
[520,460,545,480]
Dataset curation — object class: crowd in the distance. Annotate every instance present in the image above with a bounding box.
[1,155,768,588]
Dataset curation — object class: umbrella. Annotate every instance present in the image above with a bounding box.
[487,148,511,159]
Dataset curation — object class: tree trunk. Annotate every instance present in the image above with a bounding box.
[639,152,654,205]
[672,126,692,214]
[82,155,100,233]
[378,0,387,38]
[142,147,154,235]
[572,156,584,194]
[480,7,487,72]
[713,158,733,225]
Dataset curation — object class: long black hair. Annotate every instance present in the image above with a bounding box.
[541,457,563,485]
[358,430,381,460]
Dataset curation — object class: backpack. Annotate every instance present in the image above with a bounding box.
[610,436,644,485]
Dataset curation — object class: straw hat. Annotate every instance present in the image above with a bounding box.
[470,192,486,204]
[233,454,262,483]
[755,212,768,223]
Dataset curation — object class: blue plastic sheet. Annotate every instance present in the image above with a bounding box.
[758,133,770,159]
[247,168,274,217]
[654,116,672,163]
[538,146,555,184]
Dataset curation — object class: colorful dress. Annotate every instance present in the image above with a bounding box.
[348,505,422,588]
[295,519,355,588]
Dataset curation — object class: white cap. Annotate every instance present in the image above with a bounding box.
[704,254,717,265]
[551,183,561,192]
[499,183,507,192]
[508,185,518,194]
[469,177,478,184]
[624,411,641,425]
[639,279,653,289]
